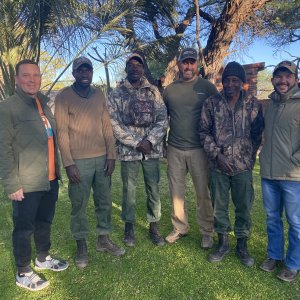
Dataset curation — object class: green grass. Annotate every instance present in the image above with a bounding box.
[0,161,299,300]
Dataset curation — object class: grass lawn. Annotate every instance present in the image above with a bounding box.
[0,161,299,300]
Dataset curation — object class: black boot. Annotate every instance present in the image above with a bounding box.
[124,222,135,246]
[75,239,88,269]
[149,222,165,246]
[208,234,230,262]
[236,237,254,267]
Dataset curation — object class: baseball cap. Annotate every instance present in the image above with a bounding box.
[126,53,144,65]
[273,60,298,76]
[73,56,93,71]
[178,48,198,62]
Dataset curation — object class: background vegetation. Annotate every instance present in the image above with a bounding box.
[1,0,300,99]
[0,162,299,300]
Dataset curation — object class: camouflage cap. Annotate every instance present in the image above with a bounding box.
[273,60,298,76]
[126,53,144,65]
[73,56,93,71]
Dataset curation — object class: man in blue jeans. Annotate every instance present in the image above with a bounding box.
[259,60,300,282]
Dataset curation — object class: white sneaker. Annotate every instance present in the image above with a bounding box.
[35,255,69,272]
[16,271,49,291]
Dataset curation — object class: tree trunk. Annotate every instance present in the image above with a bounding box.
[202,0,269,82]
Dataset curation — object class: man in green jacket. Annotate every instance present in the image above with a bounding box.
[259,60,300,282]
[0,60,68,291]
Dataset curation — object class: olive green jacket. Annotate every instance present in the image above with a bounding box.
[259,86,300,180]
[0,87,60,194]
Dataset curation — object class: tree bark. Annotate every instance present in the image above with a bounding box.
[202,0,269,82]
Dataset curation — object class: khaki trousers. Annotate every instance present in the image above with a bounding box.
[167,145,214,236]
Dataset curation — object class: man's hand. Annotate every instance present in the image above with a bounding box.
[66,165,81,184]
[217,153,234,174]
[8,188,24,201]
[104,159,115,176]
[136,140,152,155]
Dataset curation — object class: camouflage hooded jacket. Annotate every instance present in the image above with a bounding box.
[199,91,264,175]
[107,77,168,161]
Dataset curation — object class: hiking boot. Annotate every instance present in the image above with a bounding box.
[277,267,298,282]
[201,235,214,250]
[208,234,230,262]
[149,222,165,246]
[165,230,187,244]
[16,271,49,291]
[124,222,135,247]
[97,235,126,256]
[236,237,254,267]
[260,258,282,272]
[75,239,88,269]
[35,255,69,272]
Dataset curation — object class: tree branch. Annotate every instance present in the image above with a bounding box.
[175,6,195,34]
[199,9,215,24]
[152,19,162,40]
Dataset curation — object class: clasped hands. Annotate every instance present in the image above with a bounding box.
[66,159,115,184]
[136,139,152,155]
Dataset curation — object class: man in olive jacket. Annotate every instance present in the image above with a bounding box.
[0,60,68,292]
[259,60,300,282]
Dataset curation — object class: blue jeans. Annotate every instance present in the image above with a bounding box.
[261,179,300,271]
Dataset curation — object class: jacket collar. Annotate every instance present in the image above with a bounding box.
[15,86,49,105]
[124,77,151,90]
[269,85,300,103]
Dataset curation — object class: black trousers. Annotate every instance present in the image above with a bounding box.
[12,179,58,273]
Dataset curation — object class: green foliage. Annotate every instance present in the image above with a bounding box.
[0,162,299,299]
[257,69,273,99]
[262,0,300,45]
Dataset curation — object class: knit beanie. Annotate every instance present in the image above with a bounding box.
[222,61,246,83]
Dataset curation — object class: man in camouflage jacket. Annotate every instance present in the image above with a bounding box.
[108,53,168,247]
[199,62,264,267]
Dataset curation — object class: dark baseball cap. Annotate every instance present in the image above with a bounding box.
[273,60,298,76]
[73,56,93,71]
[178,48,198,62]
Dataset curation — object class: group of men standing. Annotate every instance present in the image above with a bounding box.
[0,48,299,292]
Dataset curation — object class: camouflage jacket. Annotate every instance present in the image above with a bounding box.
[108,78,168,161]
[199,91,264,175]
